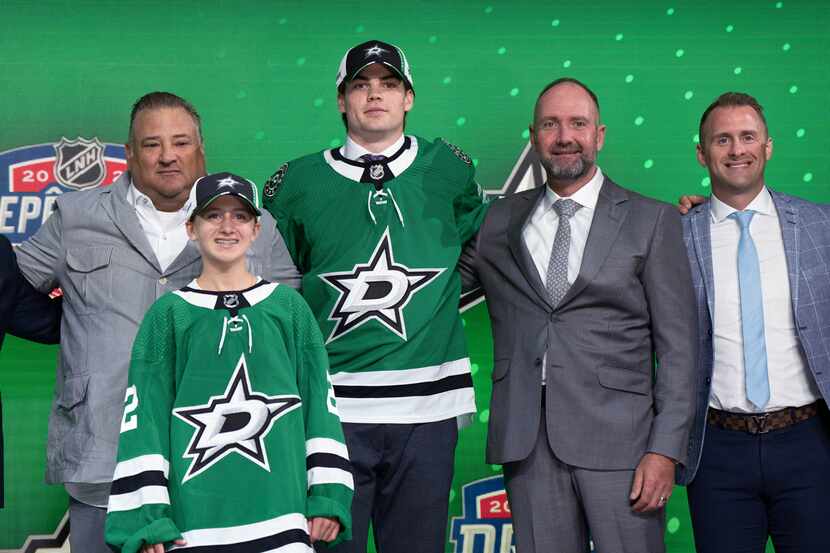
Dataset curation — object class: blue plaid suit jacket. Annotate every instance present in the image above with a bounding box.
[678,189,830,485]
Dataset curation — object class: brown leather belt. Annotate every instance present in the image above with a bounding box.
[707,401,823,434]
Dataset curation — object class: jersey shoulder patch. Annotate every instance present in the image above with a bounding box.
[263,162,289,198]
[439,138,472,166]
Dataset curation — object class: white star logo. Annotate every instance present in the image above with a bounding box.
[364,44,388,58]
[320,228,444,343]
[217,176,240,188]
[173,354,301,483]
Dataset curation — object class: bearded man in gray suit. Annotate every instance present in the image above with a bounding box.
[16,92,299,552]
[460,78,698,552]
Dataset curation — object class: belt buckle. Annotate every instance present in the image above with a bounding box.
[748,414,771,434]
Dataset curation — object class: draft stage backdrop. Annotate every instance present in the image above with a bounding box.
[1,1,827,551]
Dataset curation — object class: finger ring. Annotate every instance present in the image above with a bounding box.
[658,496,666,503]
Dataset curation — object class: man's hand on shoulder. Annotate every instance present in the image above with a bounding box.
[629,452,676,513]
[677,194,706,215]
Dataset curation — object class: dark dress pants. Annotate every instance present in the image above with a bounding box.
[687,410,830,553]
[321,418,457,553]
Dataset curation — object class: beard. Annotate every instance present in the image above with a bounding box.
[541,150,594,181]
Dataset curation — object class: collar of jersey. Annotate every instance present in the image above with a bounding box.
[324,135,419,183]
[173,278,277,309]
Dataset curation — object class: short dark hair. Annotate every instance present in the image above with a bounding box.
[698,92,767,146]
[128,92,202,144]
[534,77,601,122]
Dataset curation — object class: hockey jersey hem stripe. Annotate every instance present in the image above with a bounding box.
[171,512,310,550]
[336,387,476,423]
[330,357,471,387]
[334,372,472,399]
[110,469,167,495]
[108,485,170,512]
[307,467,355,490]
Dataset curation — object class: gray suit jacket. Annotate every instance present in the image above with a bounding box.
[16,172,300,484]
[678,190,830,484]
[461,177,698,469]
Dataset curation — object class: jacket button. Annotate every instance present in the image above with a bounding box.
[534,358,542,367]
[707,329,713,336]
[159,277,168,285]
[705,377,711,384]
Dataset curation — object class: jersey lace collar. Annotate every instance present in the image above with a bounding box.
[174,278,278,312]
[324,135,419,183]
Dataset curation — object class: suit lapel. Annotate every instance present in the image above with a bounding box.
[689,201,716,322]
[770,190,800,312]
[558,178,628,305]
[507,187,553,309]
[101,174,162,272]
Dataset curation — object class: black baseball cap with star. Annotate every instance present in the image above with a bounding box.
[189,172,261,220]
[336,40,414,91]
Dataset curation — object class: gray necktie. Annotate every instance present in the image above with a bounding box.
[545,199,582,306]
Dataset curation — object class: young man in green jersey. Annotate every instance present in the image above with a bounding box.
[263,40,488,553]
[105,173,352,553]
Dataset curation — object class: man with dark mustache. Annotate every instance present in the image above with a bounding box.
[460,77,697,552]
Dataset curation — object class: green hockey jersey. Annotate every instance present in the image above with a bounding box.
[263,136,489,424]
[105,280,352,553]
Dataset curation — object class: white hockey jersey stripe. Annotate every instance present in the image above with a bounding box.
[243,282,279,306]
[307,467,355,490]
[108,485,170,512]
[306,437,349,459]
[169,512,310,549]
[336,386,476,424]
[111,454,170,480]
[331,357,470,387]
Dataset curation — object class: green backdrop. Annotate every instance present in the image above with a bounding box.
[1,1,828,551]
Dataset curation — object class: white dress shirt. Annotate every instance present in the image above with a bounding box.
[709,188,821,413]
[523,167,603,383]
[127,180,192,272]
[342,134,405,161]
[523,167,603,285]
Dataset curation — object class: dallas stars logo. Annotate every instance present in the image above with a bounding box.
[173,354,301,483]
[364,44,388,58]
[320,228,444,343]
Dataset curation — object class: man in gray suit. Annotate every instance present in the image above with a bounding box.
[460,78,697,552]
[16,92,298,552]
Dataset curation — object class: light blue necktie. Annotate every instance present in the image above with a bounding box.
[729,210,770,409]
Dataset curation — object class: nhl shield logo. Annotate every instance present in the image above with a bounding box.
[54,137,107,190]
[369,163,385,180]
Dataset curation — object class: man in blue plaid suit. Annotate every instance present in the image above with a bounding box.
[678,91,830,553]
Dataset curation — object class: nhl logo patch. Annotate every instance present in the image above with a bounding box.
[263,162,289,198]
[54,137,107,190]
[440,138,472,166]
[369,163,385,180]
[222,293,240,309]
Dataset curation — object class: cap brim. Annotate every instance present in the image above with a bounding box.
[339,62,413,90]
[194,191,261,218]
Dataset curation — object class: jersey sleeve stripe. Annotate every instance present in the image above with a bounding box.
[307,467,355,490]
[111,454,170,480]
[305,437,349,459]
[107,485,170,513]
[306,452,352,473]
[110,469,168,495]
